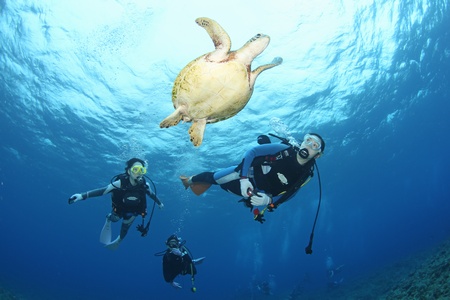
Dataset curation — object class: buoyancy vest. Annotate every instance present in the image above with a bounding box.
[111,174,147,214]
[252,147,314,196]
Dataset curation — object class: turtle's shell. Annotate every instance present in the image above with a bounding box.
[172,55,251,123]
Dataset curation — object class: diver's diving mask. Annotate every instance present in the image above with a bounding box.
[130,165,147,175]
[167,237,181,248]
[303,134,322,152]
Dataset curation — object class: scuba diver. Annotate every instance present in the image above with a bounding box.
[68,158,164,250]
[326,256,345,288]
[180,133,325,224]
[157,234,205,291]
[257,280,272,295]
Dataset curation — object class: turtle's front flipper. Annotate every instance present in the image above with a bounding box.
[195,17,231,61]
[160,106,183,128]
[252,57,283,75]
[250,57,283,86]
[188,118,207,147]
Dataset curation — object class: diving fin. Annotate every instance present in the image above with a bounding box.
[190,183,211,196]
[180,176,211,196]
[105,236,122,250]
[192,257,205,265]
[99,218,112,245]
[180,175,192,189]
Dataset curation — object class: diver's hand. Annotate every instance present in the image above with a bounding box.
[158,202,164,209]
[254,212,266,224]
[171,281,182,289]
[171,248,182,256]
[239,177,253,197]
[250,193,272,207]
[68,193,85,204]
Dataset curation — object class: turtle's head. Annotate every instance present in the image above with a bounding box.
[243,33,271,58]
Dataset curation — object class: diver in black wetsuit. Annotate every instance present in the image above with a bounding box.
[68,158,164,250]
[161,234,205,291]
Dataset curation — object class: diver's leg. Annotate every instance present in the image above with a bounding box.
[184,166,238,185]
[180,172,216,196]
[181,167,241,196]
[105,214,135,250]
[192,172,217,184]
[214,166,242,196]
[107,211,121,222]
[119,215,136,240]
[213,166,240,184]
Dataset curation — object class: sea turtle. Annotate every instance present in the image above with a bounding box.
[159,17,282,147]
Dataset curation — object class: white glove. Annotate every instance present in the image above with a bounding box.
[171,281,182,289]
[239,177,253,198]
[68,193,84,204]
[250,193,272,207]
[158,202,164,209]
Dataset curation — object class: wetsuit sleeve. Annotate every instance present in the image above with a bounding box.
[146,183,162,205]
[239,144,291,177]
[82,182,116,199]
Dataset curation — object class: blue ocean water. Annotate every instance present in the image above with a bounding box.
[1,0,449,299]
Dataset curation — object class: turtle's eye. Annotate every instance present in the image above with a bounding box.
[249,34,262,42]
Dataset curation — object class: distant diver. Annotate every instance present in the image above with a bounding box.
[155,234,205,292]
[326,256,345,287]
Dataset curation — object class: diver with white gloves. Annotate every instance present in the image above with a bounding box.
[180,133,325,223]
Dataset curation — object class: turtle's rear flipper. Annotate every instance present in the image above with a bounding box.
[188,118,207,147]
[160,106,183,128]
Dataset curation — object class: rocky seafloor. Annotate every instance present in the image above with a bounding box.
[292,238,450,300]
